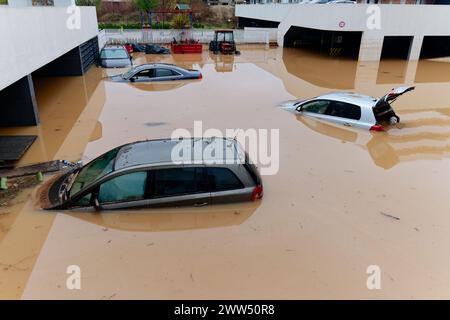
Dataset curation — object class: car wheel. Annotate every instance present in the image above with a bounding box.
[389,115,400,125]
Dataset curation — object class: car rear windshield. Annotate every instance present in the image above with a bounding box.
[244,155,261,186]
[69,147,120,197]
[101,49,128,59]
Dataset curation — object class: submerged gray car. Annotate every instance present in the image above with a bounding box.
[110,63,202,83]
[98,45,132,68]
[43,138,263,210]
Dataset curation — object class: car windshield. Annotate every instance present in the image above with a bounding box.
[69,147,120,197]
[101,48,128,59]
[122,67,137,79]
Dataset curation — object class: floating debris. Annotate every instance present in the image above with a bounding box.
[380,211,400,221]
[144,122,166,127]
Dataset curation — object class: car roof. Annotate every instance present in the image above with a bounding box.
[315,92,377,109]
[103,45,126,50]
[130,63,184,72]
[114,137,245,170]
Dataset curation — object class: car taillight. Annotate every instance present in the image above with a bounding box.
[370,124,384,132]
[251,185,263,201]
[198,73,202,80]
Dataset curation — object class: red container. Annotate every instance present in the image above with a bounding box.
[171,43,203,54]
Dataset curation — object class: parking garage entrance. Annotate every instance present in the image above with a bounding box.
[420,36,450,59]
[380,36,413,60]
[0,36,98,127]
[283,26,362,59]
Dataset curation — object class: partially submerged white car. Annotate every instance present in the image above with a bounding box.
[282,86,415,131]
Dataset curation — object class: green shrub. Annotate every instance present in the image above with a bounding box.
[98,23,140,29]
[0,0,7,4]
[171,14,190,30]
[151,22,172,29]
[193,22,204,29]
[98,22,173,30]
[76,0,101,8]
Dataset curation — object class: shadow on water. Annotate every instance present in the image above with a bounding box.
[67,202,260,232]
[295,112,450,170]
[282,48,358,90]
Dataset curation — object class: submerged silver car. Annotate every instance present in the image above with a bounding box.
[282,86,414,131]
[43,138,263,211]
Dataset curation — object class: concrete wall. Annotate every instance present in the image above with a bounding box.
[236,3,292,22]
[0,6,99,91]
[235,4,450,61]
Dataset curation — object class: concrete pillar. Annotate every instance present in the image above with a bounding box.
[358,34,383,61]
[408,35,424,61]
[404,60,418,84]
[0,75,39,127]
[355,61,380,89]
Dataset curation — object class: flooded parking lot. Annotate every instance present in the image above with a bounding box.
[2,45,450,299]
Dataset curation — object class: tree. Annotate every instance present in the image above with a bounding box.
[133,0,159,14]
[76,0,102,9]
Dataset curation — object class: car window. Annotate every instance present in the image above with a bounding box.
[98,171,147,203]
[134,69,154,79]
[155,68,176,77]
[326,101,361,120]
[300,100,330,114]
[74,193,92,207]
[151,167,205,197]
[207,167,244,191]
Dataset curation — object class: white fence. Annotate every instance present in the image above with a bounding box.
[101,28,277,45]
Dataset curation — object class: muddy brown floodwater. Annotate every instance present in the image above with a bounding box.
[2,46,450,299]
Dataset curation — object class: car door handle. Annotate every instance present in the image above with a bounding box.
[194,202,208,207]
[343,122,351,127]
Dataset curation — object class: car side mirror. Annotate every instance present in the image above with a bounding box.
[130,77,135,82]
[93,197,102,211]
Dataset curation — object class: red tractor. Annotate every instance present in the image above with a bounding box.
[209,30,240,55]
